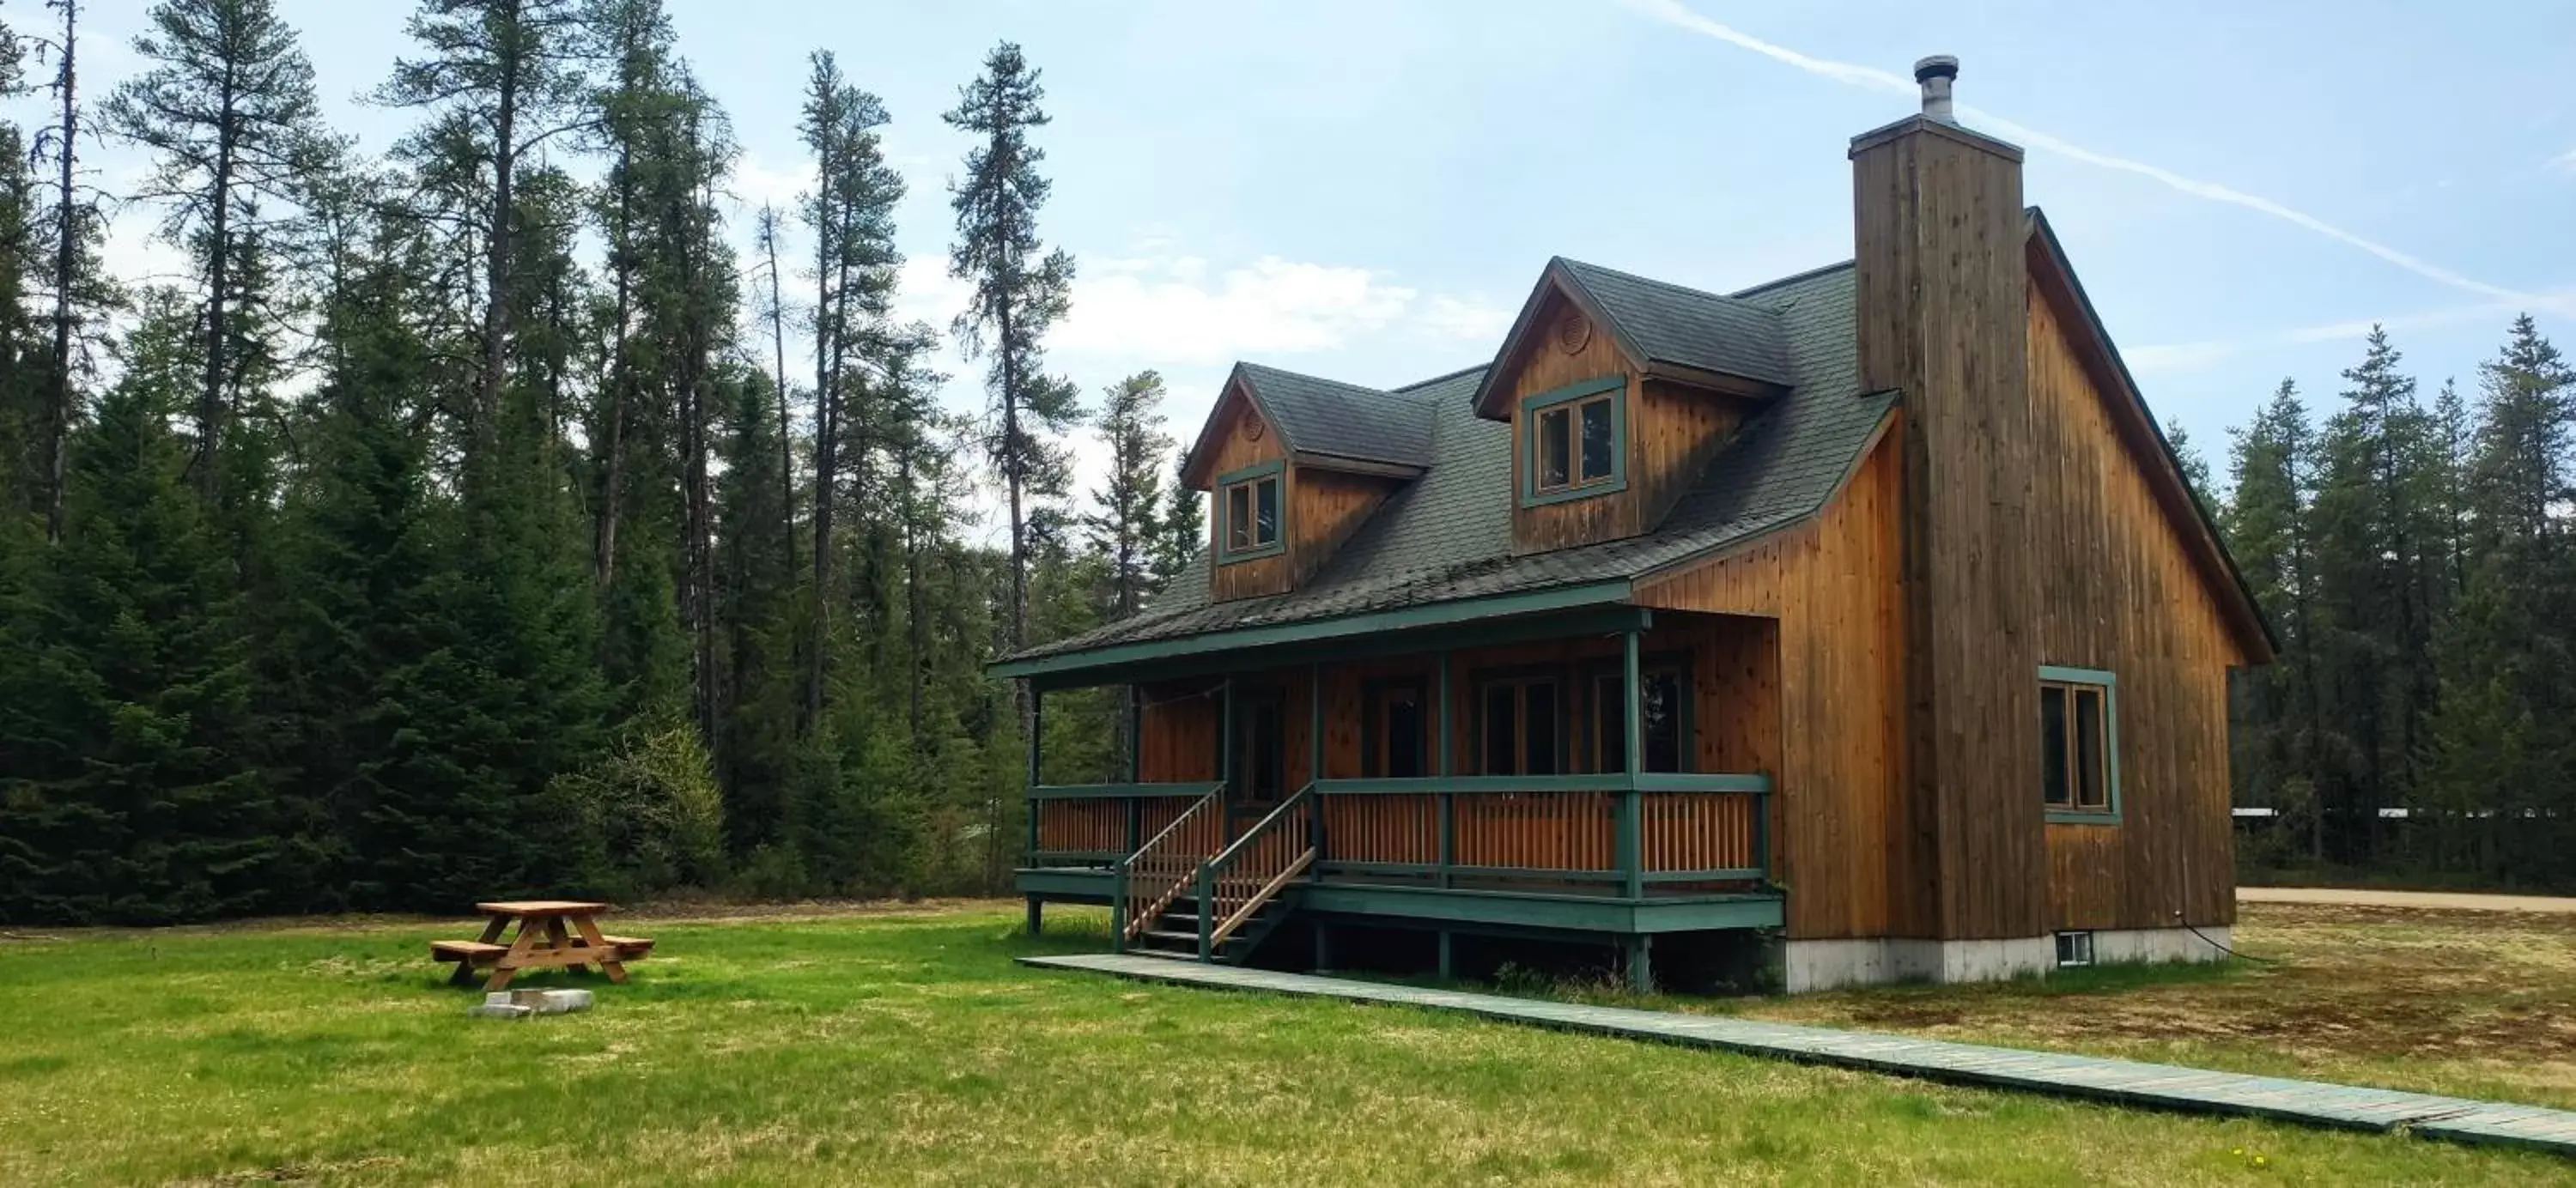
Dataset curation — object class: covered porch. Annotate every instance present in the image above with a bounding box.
[1000,592,1786,987]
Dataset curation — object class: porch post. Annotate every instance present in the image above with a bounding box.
[1437,930,1454,981]
[1025,685,1044,863]
[1625,934,1653,993]
[1309,663,1326,858]
[1127,685,1143,782]
[1437,650,1454,889]
[1620,628,1644,900]
[1127,684,1145,852]
[1026,683,1044,935]
[1220,675,1235,787]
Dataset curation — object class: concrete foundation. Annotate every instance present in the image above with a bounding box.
[1782,925,2227,992]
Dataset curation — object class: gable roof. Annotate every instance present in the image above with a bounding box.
[1470,257,1795,419]
[2023,208,2275,661]
[1180,362,1437,488]
[999,263,1891,678]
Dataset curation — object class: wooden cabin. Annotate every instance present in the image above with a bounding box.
[992,58,2272,991]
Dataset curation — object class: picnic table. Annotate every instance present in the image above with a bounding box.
[431,900,653,991]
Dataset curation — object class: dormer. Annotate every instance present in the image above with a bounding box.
[1472,258,1795,555]
[1181,363,1433,602]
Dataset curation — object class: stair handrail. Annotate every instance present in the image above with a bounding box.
[1115,785,1224,948]
[1196,782,1320,959]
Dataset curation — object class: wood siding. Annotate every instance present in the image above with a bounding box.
[1498,289,1766,556]
[1637,430,1913,939]
[1201,383,1397,603]
[1290,468,1397,588]
[1205,391,1294,602]
[2028,282,2242,930]
[1507,288,1643,554]
[1851,119,2047,941]
[1634,379,1759,534]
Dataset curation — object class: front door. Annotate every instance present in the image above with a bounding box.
[1229,687,1286,832]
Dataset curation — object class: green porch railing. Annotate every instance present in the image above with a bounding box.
[1194,783,1319,960]
[1309,773,1771,894]
[1109,785,1224,953]
[1026,781,1224,868]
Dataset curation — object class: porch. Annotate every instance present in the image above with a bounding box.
[1004,601,1784,988]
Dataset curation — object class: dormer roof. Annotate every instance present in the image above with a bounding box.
[1469,257,1796,419]
[1181,362,1437,489]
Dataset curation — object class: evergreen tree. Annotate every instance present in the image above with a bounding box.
[1155,453,1203,588]
[1084,369,1171,622]
[103,0,339,503]
[2422,317,2576,882]
[374,0,589,431]
[0,299,273,922]
[2307,327,2442,861]
[2225,379,2324,858]
[945,40,1079,653]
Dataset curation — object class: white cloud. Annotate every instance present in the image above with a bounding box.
[2554,148,2576,176]
[727,152,812,215]
[1620,0,2567,314]
[2128,300,2534,374]
[1052,254,1423,364]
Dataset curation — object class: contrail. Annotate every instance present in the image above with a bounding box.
[1620,0,2552,310]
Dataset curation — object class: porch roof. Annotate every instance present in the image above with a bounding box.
[994,263,1893,682]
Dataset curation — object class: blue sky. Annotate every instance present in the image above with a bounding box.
[43,0,2576,533]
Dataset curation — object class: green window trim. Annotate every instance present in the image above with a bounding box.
[1216,460,1288,563]
[2039,664,2121,824]
[1520,375,1629,508]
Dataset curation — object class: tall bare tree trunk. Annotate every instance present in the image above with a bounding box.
[477,0,523,434]
[43,0,80,545]
[595,142,635,591]
[197,105,234,499]
[760,207,795,576]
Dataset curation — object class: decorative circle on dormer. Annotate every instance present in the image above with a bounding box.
[1555,309,1592,355]
[1242,410,1266,441]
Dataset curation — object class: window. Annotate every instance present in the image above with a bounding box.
[1591,663,1687,773]
[2055,930,2095,968]
[1479,675,1561,775]
[1217,463,1285,561]
[1522,377,1625,506]
[1366,680,1428,779]
[2039,666,2117,821]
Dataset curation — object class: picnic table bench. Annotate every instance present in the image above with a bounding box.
[431,900,653,991]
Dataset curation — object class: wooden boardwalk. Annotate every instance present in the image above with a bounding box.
[1022,953,2576,1157]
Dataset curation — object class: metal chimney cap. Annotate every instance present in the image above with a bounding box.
[1914,55,1959,83]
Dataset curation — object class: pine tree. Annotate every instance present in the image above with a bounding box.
[1155,454,1204,588]
[0,299,275,922]
[374,0,589,433]
[2225,379,2323,861]
[103,0,339,503]
[1084,370,1171,622]
[945,40,1079,654]
[2422,317,2576,882]
[796,49,902,730]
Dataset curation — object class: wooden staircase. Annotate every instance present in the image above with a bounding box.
[1116,785,1316,967]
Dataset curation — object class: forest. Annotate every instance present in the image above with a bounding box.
[0,1,2567,925]
[0,0,1191,922]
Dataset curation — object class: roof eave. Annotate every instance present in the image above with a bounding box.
[987,579,1637,683]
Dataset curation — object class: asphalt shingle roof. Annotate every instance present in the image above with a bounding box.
[1558,258,1796,386]
[1004,261,1887,668]
[1235,363,1436,469]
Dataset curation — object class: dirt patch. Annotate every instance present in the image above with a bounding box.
[1743,901,2576,1085]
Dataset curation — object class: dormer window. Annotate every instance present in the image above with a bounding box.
[1522,376,1627,506]
[1219,461,1285,561]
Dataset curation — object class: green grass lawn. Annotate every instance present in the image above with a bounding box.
[2,903,2569,1186]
